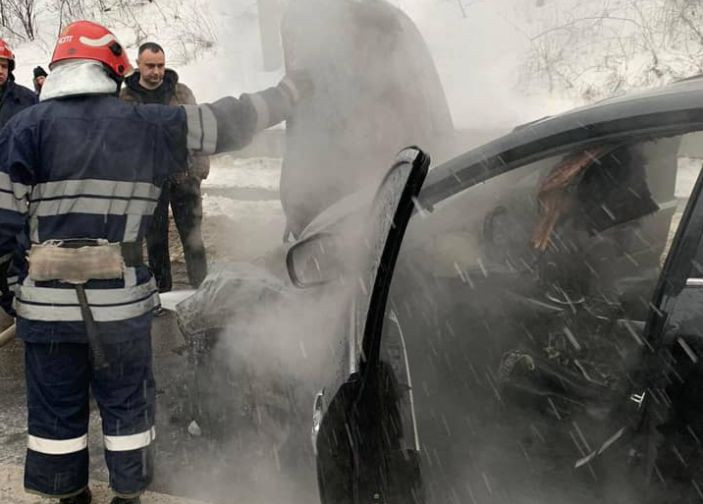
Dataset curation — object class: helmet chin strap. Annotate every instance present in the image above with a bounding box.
[40,59,118,102]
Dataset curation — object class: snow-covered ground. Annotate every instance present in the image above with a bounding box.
[202,195,280,220]
[197,156,284,264]
[204,156,280,193]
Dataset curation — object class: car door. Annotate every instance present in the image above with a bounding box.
[364,88,703,503]
[287,146,430,504]
[632,158,703,502]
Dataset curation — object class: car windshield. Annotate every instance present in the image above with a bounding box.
[381,131,701,502]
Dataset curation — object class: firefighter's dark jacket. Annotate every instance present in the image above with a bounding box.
[0,85,292,343]
[0,76,37,129]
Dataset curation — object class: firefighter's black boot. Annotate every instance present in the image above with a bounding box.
[110,497,141,504]
[59,487,91,504]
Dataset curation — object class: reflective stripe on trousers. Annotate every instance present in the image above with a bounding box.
[27,434,88,455]
[24,337,155,496]
[27,427,156,456]
[104,427,156,451]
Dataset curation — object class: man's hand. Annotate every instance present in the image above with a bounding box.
[277,70,314,105]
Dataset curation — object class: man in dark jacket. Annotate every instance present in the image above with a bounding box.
[0,38,37,128]
[33,66,48,95]
[120,42,209,291]
[0,20,310,504]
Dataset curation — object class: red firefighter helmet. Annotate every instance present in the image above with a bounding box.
[50,20,132,78]
[0,39,15,72]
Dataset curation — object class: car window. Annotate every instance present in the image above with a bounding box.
[379,132,701,503]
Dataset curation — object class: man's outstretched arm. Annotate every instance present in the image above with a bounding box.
[182,71,313,155]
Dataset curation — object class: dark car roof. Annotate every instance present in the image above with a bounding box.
[420,77,703,207]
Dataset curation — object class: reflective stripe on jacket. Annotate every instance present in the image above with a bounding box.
[0,95,187,340]
[0,85,292,341]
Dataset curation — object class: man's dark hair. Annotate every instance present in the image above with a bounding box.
[138,42,165,56]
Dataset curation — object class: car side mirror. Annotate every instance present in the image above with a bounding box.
[286,232,345,288]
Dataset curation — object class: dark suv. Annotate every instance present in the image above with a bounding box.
[287,78,703,504]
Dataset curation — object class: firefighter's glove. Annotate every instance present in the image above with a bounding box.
[277,70,314,106]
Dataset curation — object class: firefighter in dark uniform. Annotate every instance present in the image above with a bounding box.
[0,39,37,302]
[0,38,37,128]
[0,20,310,504]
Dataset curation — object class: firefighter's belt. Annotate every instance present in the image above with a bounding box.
[27,240,143,284]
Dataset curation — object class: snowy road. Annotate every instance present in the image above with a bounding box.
[0,463,209,503]
[0,156,315,504]
[0,310,317,504]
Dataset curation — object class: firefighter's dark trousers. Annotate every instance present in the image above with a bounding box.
[147,176,207,292]
[24,336,155,498]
